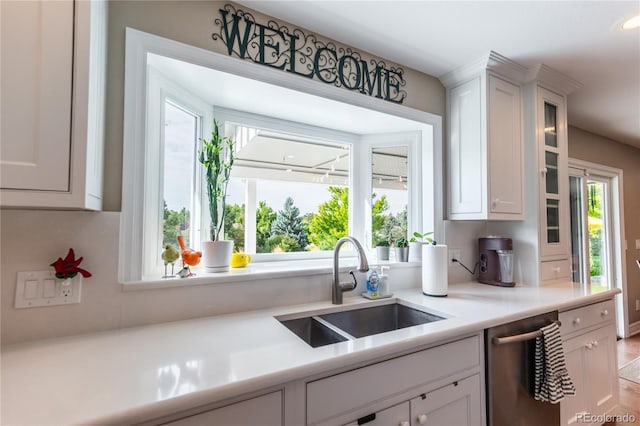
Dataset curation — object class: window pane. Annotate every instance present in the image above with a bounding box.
[544,102,557,148]
[226,125,351,254]
[545,151,558,194]
[587,181,609,290]
[371,146,408,247]
[163,101,196,249]
[546,199,560,243]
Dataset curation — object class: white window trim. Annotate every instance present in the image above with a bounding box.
[119,28,443,283]
[144,67,213,278]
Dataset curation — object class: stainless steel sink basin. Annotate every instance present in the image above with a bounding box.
[279,316,348,348]
[278,302,446,347]
[320,303,445,338]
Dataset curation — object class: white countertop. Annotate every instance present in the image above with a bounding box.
[1,282,619,425]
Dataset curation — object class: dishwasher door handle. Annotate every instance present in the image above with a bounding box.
[492,320,562,345]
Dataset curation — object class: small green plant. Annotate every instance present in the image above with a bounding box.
[409,231,436,245]
[395,237,409,248]
[199,119,236,241]
[375,240,390,247]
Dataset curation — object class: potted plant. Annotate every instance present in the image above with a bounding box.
[395,237,409,262]
[408,231,434,262]
[198,119,236,272]
[374,237,390,261]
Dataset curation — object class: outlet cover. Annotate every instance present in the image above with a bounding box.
[15,271,82,309]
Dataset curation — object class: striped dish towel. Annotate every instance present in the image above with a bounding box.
[534,321,576,403]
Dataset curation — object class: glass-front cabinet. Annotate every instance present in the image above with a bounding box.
[538,87,569,259]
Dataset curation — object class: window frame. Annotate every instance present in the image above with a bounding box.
[120,28,443,283]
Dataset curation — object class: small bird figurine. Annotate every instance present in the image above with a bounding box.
[177,235,201,276]
[161,244,180,278]
[176,266,191,279]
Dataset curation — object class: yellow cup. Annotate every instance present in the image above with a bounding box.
[230,253,252,268]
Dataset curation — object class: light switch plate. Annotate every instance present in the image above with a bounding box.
[15,271,82,309]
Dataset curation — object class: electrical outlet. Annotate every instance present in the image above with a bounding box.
[636,299,640,312]
[449,248,461,266]
[60,283,72,298]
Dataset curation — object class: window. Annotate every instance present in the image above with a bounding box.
[119,30,441,282]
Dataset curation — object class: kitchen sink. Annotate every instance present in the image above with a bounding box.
[319,303,445,338]
[278,302,446,347]
[279,316,348,348]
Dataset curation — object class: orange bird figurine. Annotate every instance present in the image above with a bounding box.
[177,235,202,267]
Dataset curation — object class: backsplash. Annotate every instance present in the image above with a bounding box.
[1,210,436,345]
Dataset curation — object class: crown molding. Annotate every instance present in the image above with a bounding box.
[525,64,583,95]
[439,51,528,88]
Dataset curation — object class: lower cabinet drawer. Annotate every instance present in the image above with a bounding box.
[540,259,571,281]
[559,299,615,337]
[163,391,282,426]
[306,336,480,425]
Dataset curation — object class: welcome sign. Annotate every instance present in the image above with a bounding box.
[212,4,407,104]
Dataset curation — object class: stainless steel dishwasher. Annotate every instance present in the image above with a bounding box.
[485,311,560,426]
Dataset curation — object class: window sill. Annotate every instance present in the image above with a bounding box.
[121,258,421,292]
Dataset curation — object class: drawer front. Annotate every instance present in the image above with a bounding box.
[540,259,571,281]
[306,336,480,425]
[559,299,615,337]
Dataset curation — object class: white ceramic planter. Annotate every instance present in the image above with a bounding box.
[409,241,423,262]
[202,240,234,273]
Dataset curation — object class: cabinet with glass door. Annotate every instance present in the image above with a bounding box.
[538,87,570,260]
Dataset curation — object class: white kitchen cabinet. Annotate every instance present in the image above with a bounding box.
[342,375,481,426]
[162,391,283,426]
[536,87,570,260]
[0,0,106,210]
[440,51,527,220]
[490,65,582,285]
[410,374,482,426]
[559,300,618,425]
[307,335,483,426]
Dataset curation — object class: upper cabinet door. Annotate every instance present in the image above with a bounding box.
[538,87,569,259]
[488,75,523,216]
[0,0,74,191]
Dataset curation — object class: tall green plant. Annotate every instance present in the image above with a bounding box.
[198,120,236,241]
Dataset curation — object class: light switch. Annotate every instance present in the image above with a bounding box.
[43,279,56,298]
[636,239,640,250]
[24,280,40,299]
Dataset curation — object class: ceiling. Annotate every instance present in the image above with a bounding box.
[239,1,640,148]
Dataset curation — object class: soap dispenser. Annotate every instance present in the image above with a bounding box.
[366,267,380,298]
[379,266,390,297]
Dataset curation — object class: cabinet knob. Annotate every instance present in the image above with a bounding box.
[417,414,428,424]
[592,340,599,348]
[601,309,609,317]
[399,421,411,426]
[573,317,581,325]
[585,342,593,349]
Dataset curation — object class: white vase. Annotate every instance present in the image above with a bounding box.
[202,240,234,272]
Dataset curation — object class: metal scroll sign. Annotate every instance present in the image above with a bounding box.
[212,4,407,104]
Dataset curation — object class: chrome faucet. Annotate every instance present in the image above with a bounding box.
[332,236,369,304]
